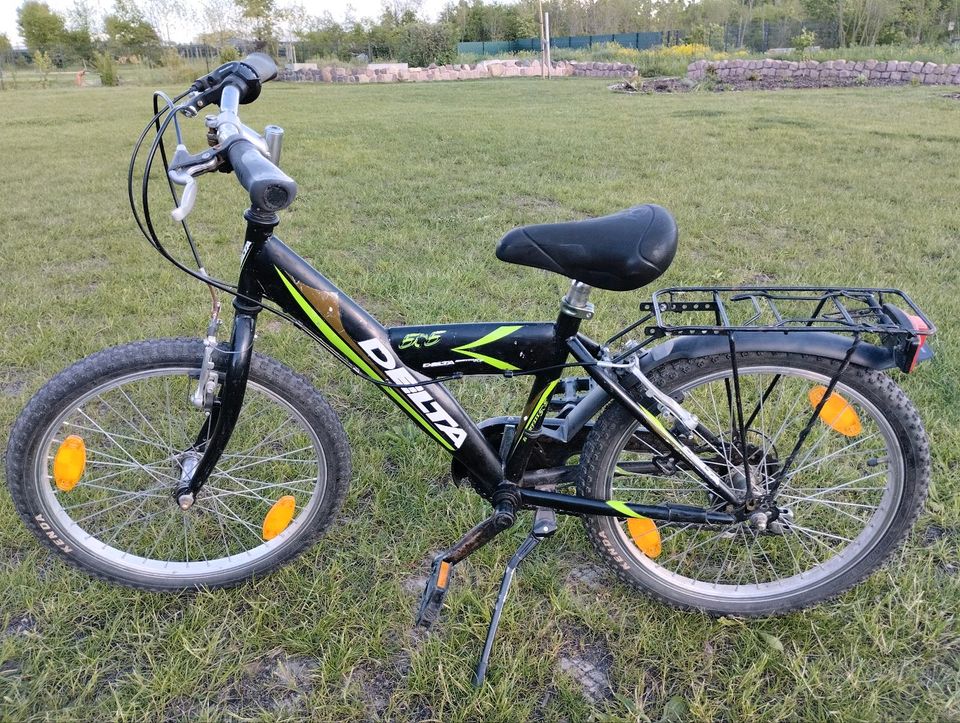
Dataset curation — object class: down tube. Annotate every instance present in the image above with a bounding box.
[248,235,504,496]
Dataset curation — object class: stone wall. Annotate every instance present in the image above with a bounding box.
[277,56,960,87]
[687,58,960,85]
[277,59,637,84]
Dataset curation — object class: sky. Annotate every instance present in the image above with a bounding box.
[1,0,450,46]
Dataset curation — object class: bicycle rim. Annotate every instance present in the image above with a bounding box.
[31,364,328,583]
[605,363,904,602]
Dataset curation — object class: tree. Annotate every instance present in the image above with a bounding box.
[0,33,11,55]
[294,12,346,59]
[199,0,242,49]
[63,0,96,61]
[141,0,189,44]
[17,1,66,54]
[396,21,456,65]
[235,0,277,52]
[104,0,161,58]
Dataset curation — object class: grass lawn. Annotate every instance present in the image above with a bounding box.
[0,78,958,721]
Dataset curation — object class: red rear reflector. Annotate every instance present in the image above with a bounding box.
[906,314,930,373]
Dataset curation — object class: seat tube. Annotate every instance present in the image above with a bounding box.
[503,280,593,482]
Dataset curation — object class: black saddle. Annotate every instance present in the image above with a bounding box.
[495,204,678,292]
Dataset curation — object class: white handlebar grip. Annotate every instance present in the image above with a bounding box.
[171,178,198,222]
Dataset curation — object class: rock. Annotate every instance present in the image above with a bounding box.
[911,60,924,73]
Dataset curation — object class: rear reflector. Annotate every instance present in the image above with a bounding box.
[906,314,931,373]
[808,386,862,437]
[627,516,661,558]
[53,435,86,492]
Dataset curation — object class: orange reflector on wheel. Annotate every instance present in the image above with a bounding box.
[53,435,86,492]
[808,386,862,437]
[627,517,661,558]
[262,495,296,540]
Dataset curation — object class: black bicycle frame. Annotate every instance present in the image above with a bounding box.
[183,214,737,527]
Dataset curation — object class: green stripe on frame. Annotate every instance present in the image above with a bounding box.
[451,325,522,371]
[276,268,454,451]
[606,500,642,519]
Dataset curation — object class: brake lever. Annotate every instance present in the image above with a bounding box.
[168,144,222,221]
[171,177,198,222]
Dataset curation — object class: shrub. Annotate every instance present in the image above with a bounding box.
[161,49,197,84]
[93,51,119,86]
[396,22,457,67]
[32,50,53,88]
[791,28,817,58]
[218,46,239,63]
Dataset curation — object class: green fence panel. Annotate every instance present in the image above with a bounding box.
[457,31,667,56]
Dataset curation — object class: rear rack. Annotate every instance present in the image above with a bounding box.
[637,287,936,339]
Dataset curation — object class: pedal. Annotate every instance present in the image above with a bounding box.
[415,558,454,629]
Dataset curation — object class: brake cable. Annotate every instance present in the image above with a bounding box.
[130,96,600,393]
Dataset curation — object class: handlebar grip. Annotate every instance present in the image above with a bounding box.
[238,53,277,84]
[227,140,297,213]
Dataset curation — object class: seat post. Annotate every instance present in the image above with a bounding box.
[560,280,595,320]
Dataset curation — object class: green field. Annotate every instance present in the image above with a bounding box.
[0,79,958,720]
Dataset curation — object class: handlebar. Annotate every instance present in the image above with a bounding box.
[238,53,277,84]
[169,53,297,220]
[226,139,297,213]
[188,53,277,109]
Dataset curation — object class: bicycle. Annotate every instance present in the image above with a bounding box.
[4,54,936,684]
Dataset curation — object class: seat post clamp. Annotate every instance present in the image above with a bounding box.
[560,280,595,319]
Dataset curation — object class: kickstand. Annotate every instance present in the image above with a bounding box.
[473,507,557,687]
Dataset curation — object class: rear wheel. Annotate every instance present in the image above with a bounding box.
[578,352,929,616]
[5,338,352,591]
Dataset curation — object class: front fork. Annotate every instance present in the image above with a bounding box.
[173,211,272,507]
[173,303,260,508]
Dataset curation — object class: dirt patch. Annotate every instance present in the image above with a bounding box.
[557,623,614,704]
[564,562,611,607]
[219,649,319,717]
[1,614,38,641]
[0,367,29,397]
[346,629,427,720]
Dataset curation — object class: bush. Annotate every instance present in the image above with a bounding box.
[218,46,239,63]
[161,49,197,84]
[32,50,53,88]
[791,28,817,58]
[396,22,456,67]
[93,51,119,86]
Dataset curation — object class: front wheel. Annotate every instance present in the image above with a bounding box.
[5,338,352,591]
[578,351,930,616]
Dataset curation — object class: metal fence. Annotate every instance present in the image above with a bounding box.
[458,31,668,56]
[722,20,839,52]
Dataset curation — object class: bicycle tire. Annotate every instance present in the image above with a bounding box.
[5,338,352,591]
[577,351,930,616]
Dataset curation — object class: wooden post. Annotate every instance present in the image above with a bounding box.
[538,0,546,78]
[545,12,552,78]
